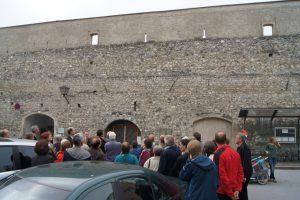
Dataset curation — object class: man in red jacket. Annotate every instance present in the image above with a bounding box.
[214,131,244,200]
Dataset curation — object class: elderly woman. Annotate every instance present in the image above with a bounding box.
[143,146,162,171]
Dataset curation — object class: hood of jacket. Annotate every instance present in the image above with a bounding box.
[191,155,215,171]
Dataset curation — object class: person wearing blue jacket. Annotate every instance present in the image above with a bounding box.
[179,140,218,200]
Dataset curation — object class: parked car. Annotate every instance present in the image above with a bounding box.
[0,138,36,172]
[0,161,186,200]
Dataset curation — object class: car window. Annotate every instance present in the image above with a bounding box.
[0,177,71,200]
[82,183,115,200]
[17,145,35,169]
[150,182,172,200]
[0,146,13,172]
[118,177,154,200]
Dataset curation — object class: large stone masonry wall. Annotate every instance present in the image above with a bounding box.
[0,35,300,143]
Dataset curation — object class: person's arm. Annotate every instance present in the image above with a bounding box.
[158,150,167,174]
[265,143,270,150]
[133,156,139,165]
[179,161,193,182]
[143,158,150,168]
[63,151,71,161]
[275,141,281,148]
[114,155,118,163]
[235,155,244,192]
[245,146,253,179]
[171,157,181,177]
[139,151,150,166]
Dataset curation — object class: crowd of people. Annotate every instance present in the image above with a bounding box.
[0,126,282,200]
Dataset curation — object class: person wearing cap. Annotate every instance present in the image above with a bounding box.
[235,132,253,200]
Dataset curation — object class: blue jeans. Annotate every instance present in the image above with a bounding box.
[268,157,277,179]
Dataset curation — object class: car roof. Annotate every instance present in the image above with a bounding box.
[0,137,36,146]
[15,161,150,191]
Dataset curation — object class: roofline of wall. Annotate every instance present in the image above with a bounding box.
[0,0,288,29]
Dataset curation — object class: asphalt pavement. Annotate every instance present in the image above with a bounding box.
[248,169,299,200]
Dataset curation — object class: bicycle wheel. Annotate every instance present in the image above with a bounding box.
[257,171,269,185]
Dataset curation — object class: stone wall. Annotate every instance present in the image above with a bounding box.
[0,1,300,54]
[1,35,300,148]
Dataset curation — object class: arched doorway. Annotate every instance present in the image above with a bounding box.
[193,117,232,142]
[22,113,55,136]
[105,120,141,143]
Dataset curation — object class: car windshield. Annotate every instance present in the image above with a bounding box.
[0,176,71,200]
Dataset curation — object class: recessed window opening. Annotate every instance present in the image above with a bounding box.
[263,25,273,37]
[91,33,99,45]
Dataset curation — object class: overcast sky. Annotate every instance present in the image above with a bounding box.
[0,0,281,28]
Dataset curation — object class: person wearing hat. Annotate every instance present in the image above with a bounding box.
[235,132,253,200]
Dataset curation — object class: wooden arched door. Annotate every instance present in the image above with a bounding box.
[105,120,141,143]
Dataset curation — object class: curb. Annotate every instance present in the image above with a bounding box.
[276,166,300,170]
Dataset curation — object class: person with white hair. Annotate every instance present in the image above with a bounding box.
[104,131,121,162]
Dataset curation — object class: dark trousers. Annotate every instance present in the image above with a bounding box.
[217,194,232,200]
[239,179,250,200]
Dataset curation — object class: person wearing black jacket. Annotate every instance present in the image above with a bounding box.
[235,132,253,200]
[171,138,190,177]
[158,135,181,176]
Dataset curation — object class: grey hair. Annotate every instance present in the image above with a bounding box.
[153,146,162,156]
[31,125,39,133]
[164,135,175,146]
[108,131,116,140]
[73,133,84,147]
[53,135,62,143]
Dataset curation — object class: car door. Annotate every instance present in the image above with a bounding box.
[0,146,14,172]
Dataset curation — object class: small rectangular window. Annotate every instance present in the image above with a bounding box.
[263,25,273,37]
[0,146,13,172]
[274,127,296,143]
[118,178,154,200]
[91,33,98,45]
